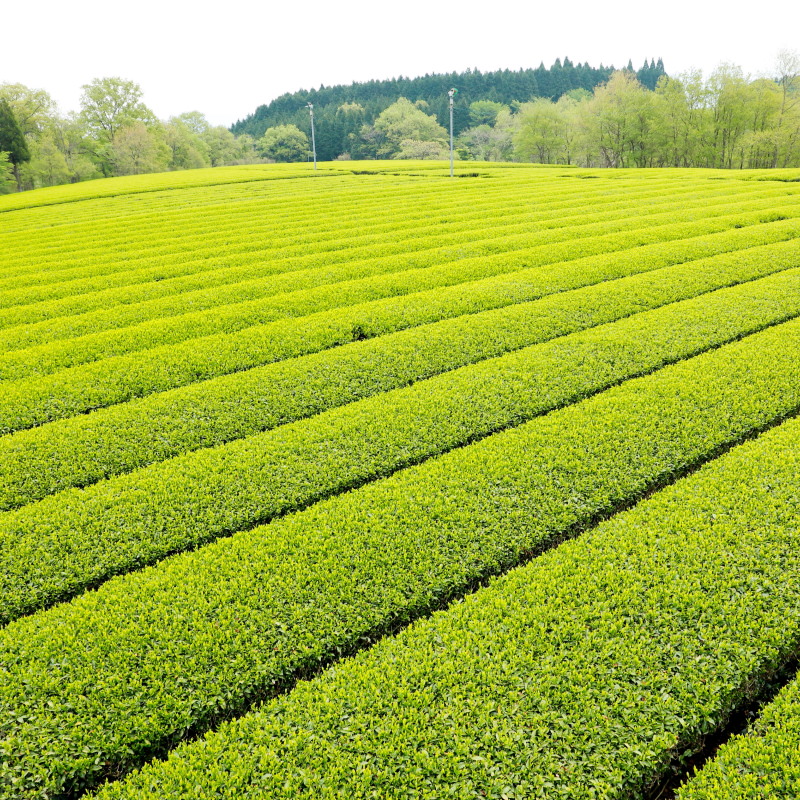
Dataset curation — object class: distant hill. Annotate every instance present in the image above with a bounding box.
[231,58,666,161]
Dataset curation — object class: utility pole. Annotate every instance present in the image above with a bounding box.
[307,102,317,170]
[448,88,456,177]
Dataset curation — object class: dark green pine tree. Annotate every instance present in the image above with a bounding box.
[533,62,551,101]
[0,99,30,191]
[549,58,570,100]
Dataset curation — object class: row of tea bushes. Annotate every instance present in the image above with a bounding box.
[3,267,800,615]
[0,176,743,347]
[2,240,800,510]
[4,212,800,432]
[678,677,800,798]
[0,179,764,323]
[3,318,800,797]
[89,406,800,800]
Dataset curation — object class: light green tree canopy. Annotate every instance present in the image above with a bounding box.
[374,98,447,145]
[112,122,170,175]
[165,117,211,170]
[514,98,566,164]
[0,83,57,137]
[200,126,242,166]
[393,138,450,159]
[173,111,210,136]
[564,88,592,103]
[0,151,14,192]
[25,134,71,187]
[258,124,310,162]
[583,70,655,167]
[80,77,155,141]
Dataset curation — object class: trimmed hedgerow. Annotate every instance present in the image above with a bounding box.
[0,178,772,342]
[0,174,694,311]
[3,267,800,619]
[89,408,800,800]
[0,172,694,292]
[1,240,800,511]
[4,197,800,380]
[677,678,800,798]
[3,318,800,797]
[3,211,800,433]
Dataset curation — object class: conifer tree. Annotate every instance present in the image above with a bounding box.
[0,99,30,191]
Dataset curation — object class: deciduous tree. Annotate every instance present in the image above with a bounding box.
[0,83,57,137]
[468,100,506,127]
[80,77,155,141]
[514,98,565,163]
[164,118,210,170]
[583,71,654,167]
[112,122,170,175]
[393,138,450,159]
[26,134,71,186]
[258,124,310,162]
[367,98,448,158]
[0,151,14,192]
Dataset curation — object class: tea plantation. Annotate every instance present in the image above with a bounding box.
[2,161,799,799]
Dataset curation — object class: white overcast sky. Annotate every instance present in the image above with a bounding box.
[4,0,798,127]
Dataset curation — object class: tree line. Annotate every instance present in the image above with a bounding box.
[0,78,264,192]
[2,54,798,193]
[259,54,800,170]
[232,59,666,161]
[0,60,664,192]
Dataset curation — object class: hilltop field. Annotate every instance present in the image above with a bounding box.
[2,161,800,799]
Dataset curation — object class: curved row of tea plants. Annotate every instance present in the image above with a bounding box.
[0,178,538,290]
[7,266,800,616]
[2,171,668,288]
[0,196,791,349]
[678,676,800,799]
[4,313,800,798]
[0,163,324,214]
[0,177,751,347]
[88,407,800,800]
[1,167,497,266]
[3,200,799,380]
[3,241,800,511]
[0,168,706,270]
[4,214,799,434]
[1,181,768,316]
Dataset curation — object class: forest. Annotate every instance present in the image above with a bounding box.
[1,53,799,192]
[231,58,667,156]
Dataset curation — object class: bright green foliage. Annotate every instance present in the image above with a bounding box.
[514,98,567,163]
[92,405,800,800]
[3,202,799,434]
[1,236,798,512]
[258,124,310,162]
[365,97,448,158]
[4,316,800,797]
[1,163,800,800]
[0,178,785,326]
[678,679,800,798]
[468,100,507,126]
[3,265,800,621]
[1,193,797,381]
[79,75,154,137]
[78,77,158,177]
